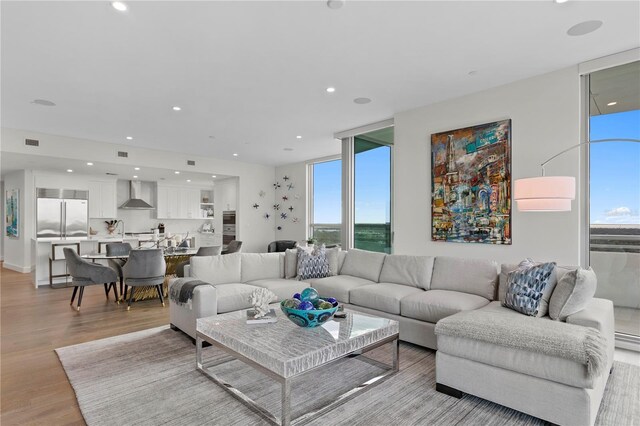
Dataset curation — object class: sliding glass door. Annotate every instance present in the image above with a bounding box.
[587,61,640,339]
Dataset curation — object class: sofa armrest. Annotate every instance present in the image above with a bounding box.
[184,264,191,277]
[566,297,615,365]
[192,284,218,318]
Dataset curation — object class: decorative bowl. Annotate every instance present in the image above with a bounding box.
[280,302,339,328]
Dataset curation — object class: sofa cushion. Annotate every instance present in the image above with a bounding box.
[337,250,347,273]
[431,256,497,300]
[190,253,241,285]
[500,262,575,316]
[379,255,435,289]
[349,283,424,315]
[503,262,556,317]
[215,283,263,313]
[340,249,387,283]
[549,267,598,321]
[437,333,595,389]
[240,253,282,282]
[400,289,489,323]
[305,275,374,303]
[248,279,309,302]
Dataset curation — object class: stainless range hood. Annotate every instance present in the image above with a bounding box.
[119,181,154,210]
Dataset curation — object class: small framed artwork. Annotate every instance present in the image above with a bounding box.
[431,119,511,244]
[6,189,19,238]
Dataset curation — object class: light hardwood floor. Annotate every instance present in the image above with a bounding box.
[0,264,169,425]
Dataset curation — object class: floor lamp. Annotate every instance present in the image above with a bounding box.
[514,138,640,212]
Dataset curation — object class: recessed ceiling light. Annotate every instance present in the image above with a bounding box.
[31,99,56,107]
[86,162,94,166]
[134,167,140,170]
[554,0,568,3]
[172,106,181,111]
[212,175,217,178]
[327,0,345,9]
[233,153,238,157]
[174,171,180,174]
[607,101,617,106]
[111,1,127,12]
[133,175,138,179]
[126,136,133,140]
[326,87,336,93]
[67,169,73,173]
[296,135,302,139]
[354,97,372,104]
[567,20,603,36]
[186,179,191,183]
[284,148,294,151]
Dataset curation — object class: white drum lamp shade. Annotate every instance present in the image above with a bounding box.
[514,176,576,212]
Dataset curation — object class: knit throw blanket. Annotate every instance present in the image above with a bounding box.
[435,309,608,379]
[168,278,212,309]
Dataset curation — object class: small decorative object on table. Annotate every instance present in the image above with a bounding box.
[105,220,118,234]
[246,288,277,324]
[281,287,339,328]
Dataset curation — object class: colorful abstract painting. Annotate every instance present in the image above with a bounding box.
[5,189,19,238]
[431,119,511,244]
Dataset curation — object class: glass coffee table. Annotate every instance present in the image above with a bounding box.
[196,309,399,426]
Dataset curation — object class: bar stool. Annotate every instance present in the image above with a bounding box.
[50,242,80,288]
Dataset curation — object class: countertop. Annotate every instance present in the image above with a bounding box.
[35,235,157,243]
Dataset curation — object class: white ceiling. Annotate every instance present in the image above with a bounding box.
[2,1,639,166]
[0,152,233,186]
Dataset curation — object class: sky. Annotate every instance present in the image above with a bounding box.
[313,144,391,224]
[590,109,640,225]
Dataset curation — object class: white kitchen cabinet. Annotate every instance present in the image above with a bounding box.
[157,185,202,219]
[88,181,117,218]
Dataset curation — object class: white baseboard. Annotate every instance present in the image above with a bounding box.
[616,334,640,352]
[2,262,32,273]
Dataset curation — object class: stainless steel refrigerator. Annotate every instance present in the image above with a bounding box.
[36,188,89,238]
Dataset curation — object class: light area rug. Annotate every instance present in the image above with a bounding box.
[56,326,640,426]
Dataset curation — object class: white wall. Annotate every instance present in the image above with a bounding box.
[274,161,308,243]
[2,170,35,272]
[393,66,582,265]
[1,128,276,254]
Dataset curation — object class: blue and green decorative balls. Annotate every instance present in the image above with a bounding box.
[280,287,339,328]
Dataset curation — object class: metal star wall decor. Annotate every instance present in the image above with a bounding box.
[283,175,290,181]
[288,206,294,212]
[264,213,270,220]
[282,195,288,202]
[287,183,294,191]
[273,204,280,210]
[280,212,288,219]
[273,182,281,189]
[292,217,299,223]
[259,190,266,198]
[252,203,260,209]
[294,194,301,200]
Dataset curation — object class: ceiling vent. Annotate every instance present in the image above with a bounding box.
[118,151,129,158]
[25,139,39,147]
[187,160,196,166]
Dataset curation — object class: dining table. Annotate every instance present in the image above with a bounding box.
[82,248,198,302]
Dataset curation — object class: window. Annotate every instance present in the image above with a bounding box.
[587,61,640,339]
[309,158,342,246]
[354,135,392,253]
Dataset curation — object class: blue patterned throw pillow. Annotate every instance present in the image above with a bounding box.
[503,262,556,316]
[297,245,330,281]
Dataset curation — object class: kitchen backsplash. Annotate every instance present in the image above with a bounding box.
[89,214,214,236]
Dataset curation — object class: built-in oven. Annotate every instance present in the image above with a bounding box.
[222,211,236,244]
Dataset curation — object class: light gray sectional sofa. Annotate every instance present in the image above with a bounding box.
[169,248,614,426]
[169,249,499,349]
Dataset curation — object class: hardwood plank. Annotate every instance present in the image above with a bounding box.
[0,262,170,424]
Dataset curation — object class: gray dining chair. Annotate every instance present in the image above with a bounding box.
[222,240,243,255]
[175,246,222,278]
[106,242,132,297]
[64,248,119,311]
[122,249,166,310]
[267,240,297,253]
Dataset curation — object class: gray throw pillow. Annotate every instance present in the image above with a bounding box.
[503,262,556,316]
[284,248,298,279]
[549,267,597,321]
[297,245,330,281]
